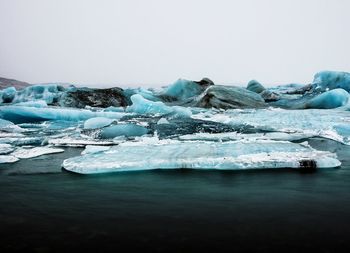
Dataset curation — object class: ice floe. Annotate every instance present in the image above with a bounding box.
[62,140,340,174]
[83,117,115,129]
[0,155,19,164]
[11,147,64,159]
[0,144,15,155]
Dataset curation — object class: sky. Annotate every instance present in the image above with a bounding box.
[0,0,350,87]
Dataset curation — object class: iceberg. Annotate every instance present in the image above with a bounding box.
[10,84,65,105]
[0,105,126,124]
[99,124,149,139]
[83,117,115,129]
[48,137,114,147]
[123,87,160,103]
[1,87,17,103]
[81,145,111,155]
[62,140,340,174]
[194,85,266,109]
[313,71,350,92]
[13,100,48,108]
[305,88,349,109]
[0,155,19,164]
[0,137,44,146]
[157,118,170,125]
[247,80,265,93]
[0,118,24,132]
[0,144,15,155]
[161,78,213,101]
[178,132,315,142]
[126,94,192,118]
[192,108,350,144]
[12,146,64,159]
[103,106,125,112]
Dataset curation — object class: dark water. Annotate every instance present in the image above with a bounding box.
[1,139,350,252]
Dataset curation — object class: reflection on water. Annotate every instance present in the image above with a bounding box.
[1,140,350,252]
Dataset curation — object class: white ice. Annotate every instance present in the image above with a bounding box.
[48,137,114,147]
[192,108,350,145]
[62,140,340,174]
[0,155,19,164]
[0,144,15,155]
[83,117,115,129]
[12,146,64,159]
[81,145,111,155]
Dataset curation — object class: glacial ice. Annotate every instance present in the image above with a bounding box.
[0,144,15,155]
[83,117,115,129]
[313,71,350,92]
[103,106,125,112]
[178,132,315,142]
[3,71,350,174]
[247,80,265,93]
[48,137,114,147]
[157,118,170,125]
[192,108,350,144]
[11,84,64,104]
[194,85,266,109]
[162,78,212,100]
[11,146,64,159]
[62,140,340,174]
[0,105,126,123]
[0,155,19,164]
[81,145,111,155]
[100,124,149,139]
[126,94,192,117]
[0,137,44,146]
[0,118,24,132]
[124,87,160,102]
[1,87,17,103]
[13,100,48,108]
[305,88,349,109]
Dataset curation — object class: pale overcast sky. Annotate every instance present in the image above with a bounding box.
[0,0,349,87]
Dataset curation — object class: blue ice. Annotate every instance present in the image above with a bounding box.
[313,71,350,92]
[126,94,192,117]
[306,88,349,109]
[0,106,126,124]
[84,117,115,129]
[162,79,206,100]
[100,124,149,139]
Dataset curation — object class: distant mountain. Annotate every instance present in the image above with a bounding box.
[0,77,30,90]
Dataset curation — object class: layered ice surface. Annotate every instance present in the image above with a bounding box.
[193,108,350,145]
[62,139,340,174]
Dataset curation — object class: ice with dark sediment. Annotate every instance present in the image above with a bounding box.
[62,138,340,174]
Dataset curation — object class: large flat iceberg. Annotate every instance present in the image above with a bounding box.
[62,140,340,174]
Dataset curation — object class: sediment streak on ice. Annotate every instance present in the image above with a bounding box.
[62,140,340,174]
